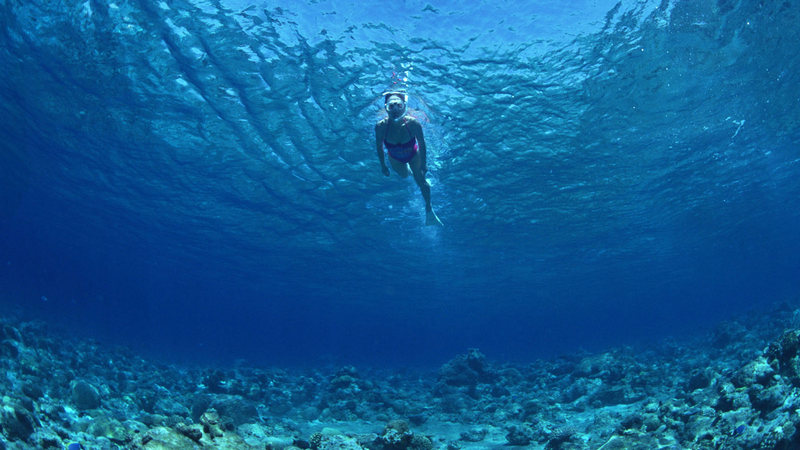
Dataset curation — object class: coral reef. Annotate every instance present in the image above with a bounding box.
[2,302,800,448]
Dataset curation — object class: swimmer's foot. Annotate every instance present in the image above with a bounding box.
[426,208,443,226]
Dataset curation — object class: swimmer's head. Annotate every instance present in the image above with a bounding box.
[383,91,407,120]
[384,91,407,104]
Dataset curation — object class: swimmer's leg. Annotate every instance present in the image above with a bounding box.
[389,157,410,178]
[409,154,442,226]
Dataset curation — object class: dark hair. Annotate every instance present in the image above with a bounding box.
[383,92,407,104]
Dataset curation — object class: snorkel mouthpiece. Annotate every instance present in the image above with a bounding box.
[386,103,406,121]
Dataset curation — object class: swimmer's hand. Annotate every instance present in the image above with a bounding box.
[381,164,390,177]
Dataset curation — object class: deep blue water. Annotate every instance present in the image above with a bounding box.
[1,0,798,367]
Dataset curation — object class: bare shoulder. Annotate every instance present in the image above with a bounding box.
[404,116,422,126]
[375,118,388,132]
[405,116,424,133]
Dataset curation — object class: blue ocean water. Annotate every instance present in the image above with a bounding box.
[0,0,798,367]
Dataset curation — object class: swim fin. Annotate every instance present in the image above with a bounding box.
[426,209,443,226]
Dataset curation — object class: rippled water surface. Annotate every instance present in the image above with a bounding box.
[1,0,798,364]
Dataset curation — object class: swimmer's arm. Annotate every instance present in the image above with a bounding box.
[374,120,387,168]
[408,119,427,171]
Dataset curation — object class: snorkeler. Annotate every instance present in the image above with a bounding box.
[374,91,443,226]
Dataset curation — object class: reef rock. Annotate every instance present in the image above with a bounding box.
[71,380,101,410]
[437,349,493,387]
[0,399,39,442]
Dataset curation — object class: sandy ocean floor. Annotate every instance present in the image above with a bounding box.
[3,300,800,449]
